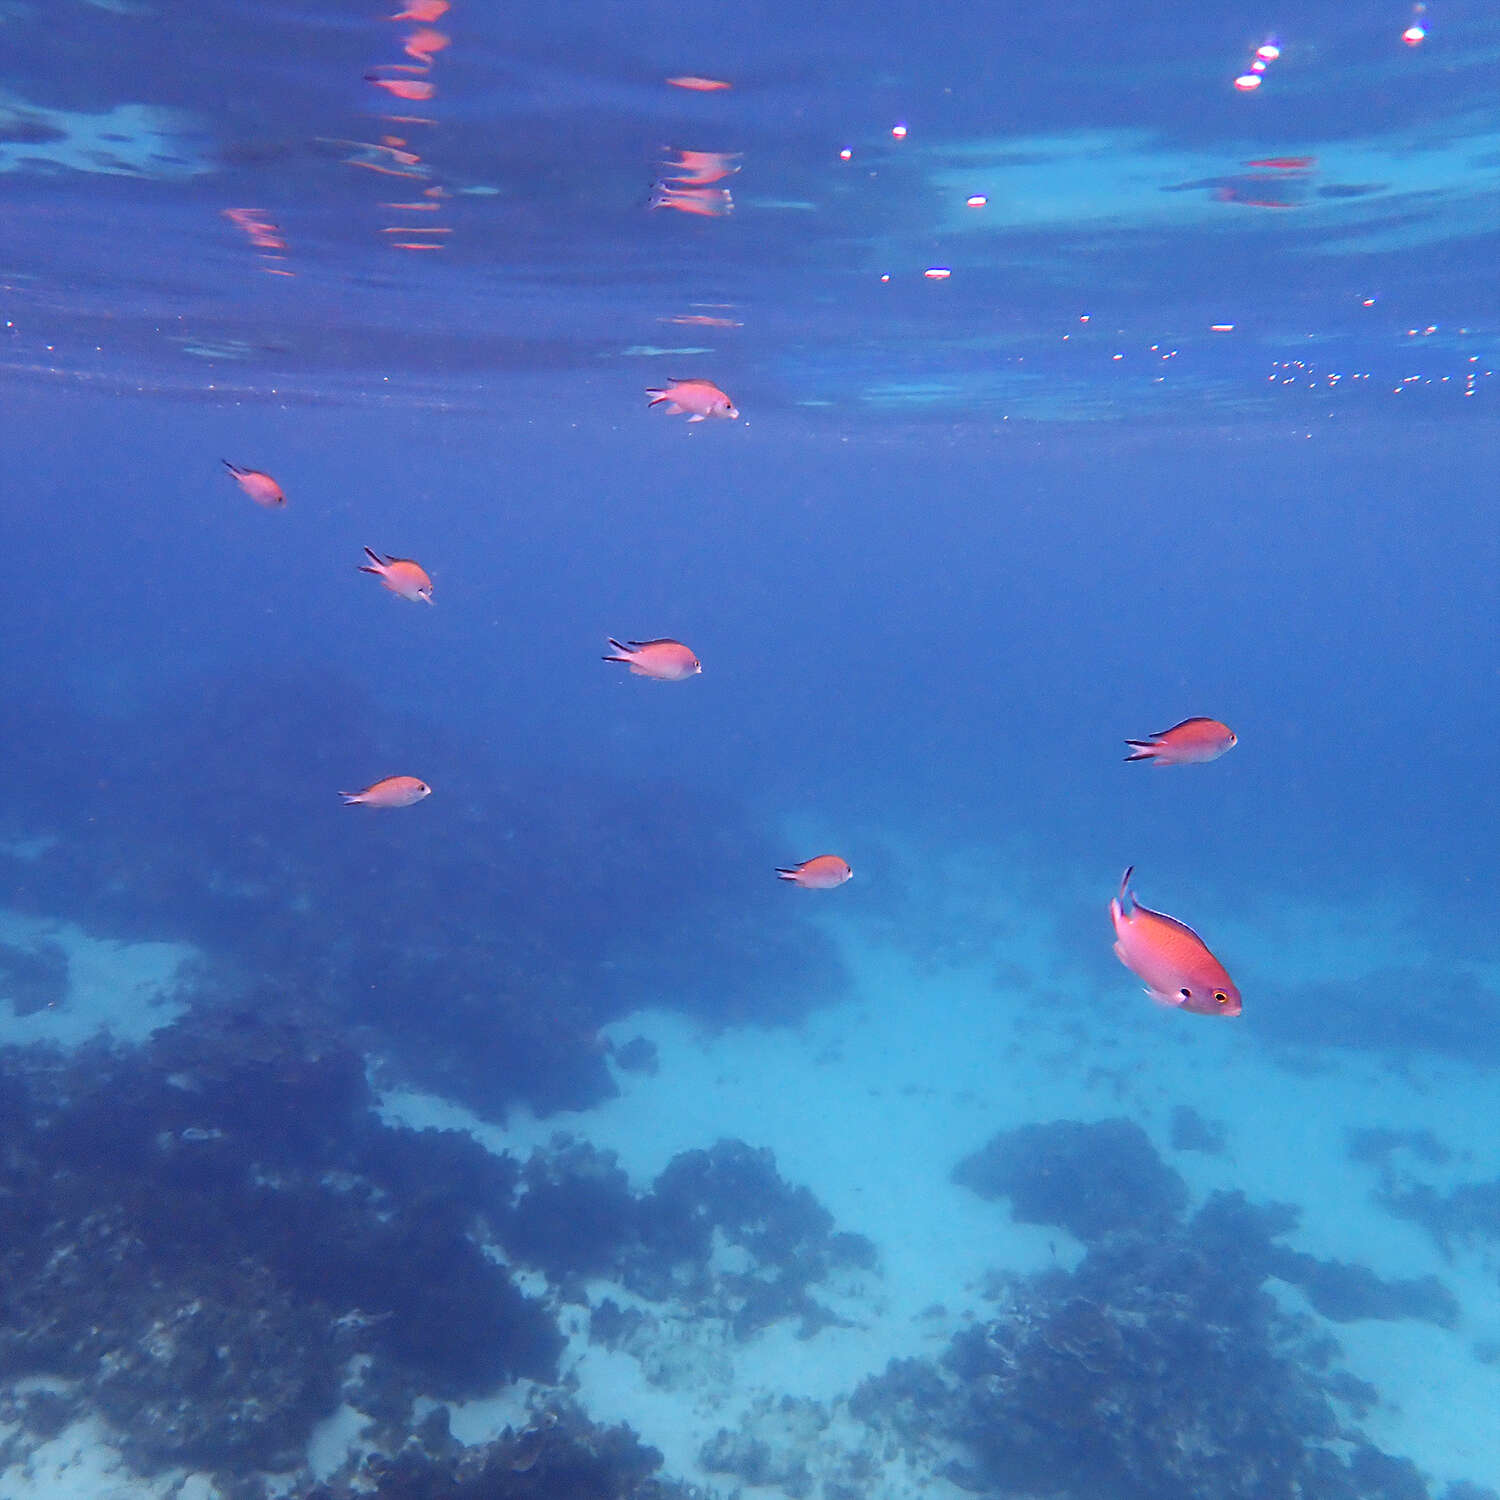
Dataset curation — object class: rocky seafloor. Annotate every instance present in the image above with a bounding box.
[5,995,1500,1500]
[0,1003,871,1498]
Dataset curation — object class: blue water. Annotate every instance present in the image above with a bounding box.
[1,1,1498,1497]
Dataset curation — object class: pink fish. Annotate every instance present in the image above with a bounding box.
[340,775,431,808]
[666,76,732,92]
[392,0,448,17]
[222,460,285,509]
[660,149,742,186]
[776,855,852,889]
[602,638,701,680]
[645,378,738,421]
[1110,867,1241,1016]
[365,75,435,100]
[403,27,449,61]
[1124,717,1237,765]
[649,183,733,218]
[359,548,434,603]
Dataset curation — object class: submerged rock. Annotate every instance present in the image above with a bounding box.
[953,1117,1188,1241]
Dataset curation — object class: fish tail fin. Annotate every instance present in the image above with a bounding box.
[1116,866,1136,914]
[1123,740,1158,762]
[602,638,632,662]
[359,546,384,574]
[645,388,669,405]
[222,459,245,477]
[775,867,801,881]
[338,791,363,805]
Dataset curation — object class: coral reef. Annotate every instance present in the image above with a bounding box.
[1377,1175,1500,1257]
[1347,1127,1453,1169]
[1170,1103,1228,1155]
[852,1120,1484,1500]
[1347,1125,1500,1260]
[953,1117,1188,1240]
[1267,1247,1458,1326]
[856,1192,1449,1499]
[612,1036,659,1075]
[513,1136,877,1338]
[0,1008,871,1496]
[300,1401,690,1500]
[699,1395,837,1498]
[0,1011,559,1482]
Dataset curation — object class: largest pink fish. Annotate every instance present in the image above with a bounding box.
[1110,867,1241,1016]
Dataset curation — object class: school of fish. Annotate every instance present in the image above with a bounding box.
[220,71,1248,1026]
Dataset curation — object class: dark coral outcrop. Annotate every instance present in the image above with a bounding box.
[509,1136,877,1339]
[854,1121,1476,1500]
[299,1401,689,1500]
[0,1012,559,1480]
[953,1117,1188,1241]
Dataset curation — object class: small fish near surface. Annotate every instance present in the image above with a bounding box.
[659,149,742,186]
[359,547,434,603]
[1110,866,1241,1016]
[340,775,431,808]
[645,378,738,421]
[222,459,285,509]
[1124,717,1237,765]
[776,854,853,889]
[601,638,701,680]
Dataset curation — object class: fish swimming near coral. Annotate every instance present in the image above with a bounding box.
[1110,866,1241,1015]
[1124,717,1237,765]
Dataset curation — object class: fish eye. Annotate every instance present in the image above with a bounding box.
[1214,991,1229,1004]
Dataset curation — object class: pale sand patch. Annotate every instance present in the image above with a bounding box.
[0,1414,214,1500]
[0,909,194,1048]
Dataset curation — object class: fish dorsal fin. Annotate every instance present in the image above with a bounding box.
[1154,716,1216,735]
[1137,901,1209,949]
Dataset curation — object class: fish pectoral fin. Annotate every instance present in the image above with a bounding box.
[687,413,705,422]
[1146,988,1182,1008]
